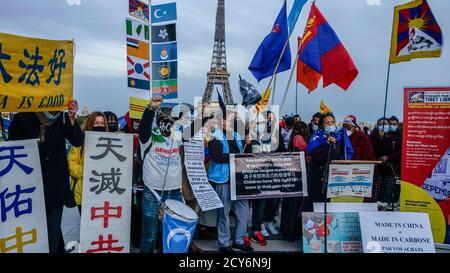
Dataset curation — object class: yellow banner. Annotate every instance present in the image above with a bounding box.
[0,32,73,112]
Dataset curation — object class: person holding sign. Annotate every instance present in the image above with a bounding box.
[306,113,353,210]
[8,100,83,253]
[138,97,211,253]
[68,111,109,214]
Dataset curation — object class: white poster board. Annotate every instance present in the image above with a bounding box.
[314,202,378,212]
[327,164,374,198]
[80,132,133,253]
[184,138,223,211]
[0,140,49,253]
[359,211,436,253]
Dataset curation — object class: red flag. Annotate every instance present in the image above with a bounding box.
[298,4,358,92]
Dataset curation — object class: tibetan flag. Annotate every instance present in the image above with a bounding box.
[298,3,358,92]
[152,24,177,43]
[152,61,177,81]
[152,79,177,99]
[151,3,177,24]
[127,55,150,90]
[152,42,177,62]
[248,0,291,82]
[254,87,272,113]
[126,18,150,59]
[129,0,149,22]
[390,0,443,64]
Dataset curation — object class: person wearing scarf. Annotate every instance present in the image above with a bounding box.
[304,113,353,211]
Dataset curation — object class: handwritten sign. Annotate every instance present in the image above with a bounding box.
[79,132,133,253]
[184,138,223,212]
[0,140,48,253]
[0,32,73,112]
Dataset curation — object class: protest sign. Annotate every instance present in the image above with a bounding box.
[0,32,73,112]
[230,152,307,200]
[184,138,223,211]
[302,212,362,253]
[0,140,48,253]
[80,132,133,253]
[359,211,435,253]
[400,87,450,244]
[327,163,374,198]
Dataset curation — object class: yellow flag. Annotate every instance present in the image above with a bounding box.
[255,87,272,113]
[0,32,74,112]
[320,99,333,114]
[129,96,148,120]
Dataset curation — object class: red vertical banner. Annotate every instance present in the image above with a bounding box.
[400,87,450,244]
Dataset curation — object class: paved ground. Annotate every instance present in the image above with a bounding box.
[62,206,450,253]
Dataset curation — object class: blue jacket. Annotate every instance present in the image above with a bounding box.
[207,130,243,184]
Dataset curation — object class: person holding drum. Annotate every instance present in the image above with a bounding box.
[208,111,253,253]
[138,97,211,253]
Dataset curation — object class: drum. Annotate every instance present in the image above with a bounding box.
[162,199,198,253]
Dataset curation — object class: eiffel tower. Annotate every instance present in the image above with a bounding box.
[202,0,234,104]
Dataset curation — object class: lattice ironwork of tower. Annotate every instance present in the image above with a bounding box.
[202,0,234,104]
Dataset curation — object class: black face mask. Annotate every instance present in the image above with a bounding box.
[108,123,118,132]
[92,126,106,132]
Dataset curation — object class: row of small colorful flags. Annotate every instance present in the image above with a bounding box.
[127,0,178,119]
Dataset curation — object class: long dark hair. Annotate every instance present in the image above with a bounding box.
[288,121,310,151]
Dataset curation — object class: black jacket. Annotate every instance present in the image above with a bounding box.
[9,112,83,210]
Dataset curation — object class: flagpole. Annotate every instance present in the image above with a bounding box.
[382,4,397,121]
[279,40,303,110]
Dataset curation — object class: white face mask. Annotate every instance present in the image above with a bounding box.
[347,130,353,137]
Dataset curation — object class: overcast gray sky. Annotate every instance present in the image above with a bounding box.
[1,0,449,122]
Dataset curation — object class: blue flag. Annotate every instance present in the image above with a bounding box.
[287,0,307,35]
[151,3,177,24]
[248,0,291,82]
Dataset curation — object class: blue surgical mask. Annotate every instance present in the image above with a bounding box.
[43,111,60,121]
[312,124,319,132]
[324,125,337,135]
[379,125,390,133]
[390,125,398,132]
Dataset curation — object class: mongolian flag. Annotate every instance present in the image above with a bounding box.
[390,0,443,64]
[297,3,358,93]
[254,87,272,113]
[129,0,149,22]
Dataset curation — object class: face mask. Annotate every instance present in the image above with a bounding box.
[108,123,118,132]
[256,124,266,134]
[390,125,398,132]
[43,111,60,121]
[346,130,353,137]
[132,122,140,131]
[312,124,319,132]
[324,125,337,135]
[379,125,390,133]
[92,126,106,132]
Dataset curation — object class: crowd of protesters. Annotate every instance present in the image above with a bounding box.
[1,97,403,253]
